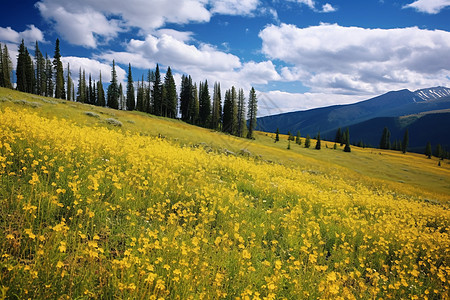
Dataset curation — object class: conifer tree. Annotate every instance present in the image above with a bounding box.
[247,87,257,139]
[211,82,222,130]
[199,80,212,127]
[287,140,291,150]
[190,83,199,124]
[305,134,311,148]
[315,132,321,150]
[136,79,143,111]
[222,89,234,134]
[76,68,86,102]
[25,48,35,94]
[379,127,391,149]
[236,88,246,136]
[126,63,135,111]
[119,83,125,110]
[295,130,301,145]
[97,71,105,106]
[1,44,12,89]
[0,45,3,87]
[434,144,443,159]
[275,128,280,142]
[163,67,177,118]
[107,60,119,109]
[152,64,162,115]
[146,70,154,113]
[425,142,432,159]
[180,75,193,121]
[344,128,351,152]
[35,41,45,95]
[66,63,72,101]
[53,39,65,99]
[335,127,342,144]
[45,54,53,97]
[16,40,28,92]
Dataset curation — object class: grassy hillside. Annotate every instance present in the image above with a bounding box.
[1,88,449,299]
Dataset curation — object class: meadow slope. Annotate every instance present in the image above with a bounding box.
[1,88,449,299]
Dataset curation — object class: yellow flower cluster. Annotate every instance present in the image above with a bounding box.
[0,107,449,299]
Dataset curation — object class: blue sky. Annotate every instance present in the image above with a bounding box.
[1,0,450,115]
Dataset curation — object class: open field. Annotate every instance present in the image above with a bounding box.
[1,88,449,299]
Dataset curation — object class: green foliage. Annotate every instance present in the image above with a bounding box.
[247,87,257,139]
[380,127,391,150]
[402,129,409,154]
[275,128,280,142]
[163,67,177,119]
[199,80,211,127]
[425,142,432,159]
[107,61,119,109]
[126,64,135,111]
[305,134,311,148]
[344,128,351,152]
[53,39,65,99]
[315,132,321,150]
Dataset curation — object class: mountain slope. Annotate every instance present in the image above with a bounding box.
[256,87,450,137]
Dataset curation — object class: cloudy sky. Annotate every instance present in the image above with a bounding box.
[1,0,450,115]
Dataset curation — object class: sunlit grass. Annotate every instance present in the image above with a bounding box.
[1,88,449,299]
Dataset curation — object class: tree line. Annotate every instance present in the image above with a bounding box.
[0,39,258,139]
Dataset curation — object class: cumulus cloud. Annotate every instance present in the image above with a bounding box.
[286,0,336,12]
[403,0,450,14]
[0,25,45,46]
[35,0,261,47]
[62,56,126,85]
[259,23,450,95]
[321,3,337,12]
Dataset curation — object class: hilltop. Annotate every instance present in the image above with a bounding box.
[1,88,449,299]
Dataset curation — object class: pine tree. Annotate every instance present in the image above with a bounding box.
[119,83,125,110]
[344,128,351,152]
[199,80,212,127]
[35,41,45,95]
[236,88,246,136]
[287,140,291,150]
[305,134,311,148]
[97,71,105,106]
[295,130,301,145]
[25,48,35,94]
[190,83,199,124]
[152,64,162,116]
[146,70,154,114]
[53,39,65,99]
[16,40,28,92]
[1,44,12,89]
[335,127,342,144]
[379,127,391,149]
[76,68,86,103]
[45,54,53,97]
[0,45,3,87]
[247,87,257,139]
[66,63,72,101]
[275,128,280,142]
[107,60,119,109]
[136,79,143,111]
[222,89,234,134]
[211,82,222,130]
[164,67,177,118]
[315,132,321,150]
[126,63,135,111]
[434,144,443,159]
[425,142,432,159]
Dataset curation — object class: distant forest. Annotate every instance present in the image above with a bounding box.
[0,39,258,139]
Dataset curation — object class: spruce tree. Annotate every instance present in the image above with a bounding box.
[287,140,291,150]
[45,54,53,97]
[199,80,211,126]
[435,144,443,159]
[53,39,65,99]
[1,44,12,89]
[425,142,432,159]
[97,71,105,106]
[164,67,177,118]
[190,83,199,124]
[0,45,3,87]
[236,88,246,136]
[305,134,311,148]
[211,82,222,130]
[16,40,28,92]
[35,41,45,95]
[180,75,192,121]
[335,127,342,144]
[107,60,119,109]
[380,127,391,149]
[222,89,234,134]
[247,87,257,139]
[344,128,351,152]
[275,128,280,142]
[315,132,321,150]
[25,48,35,94]
[295,130,301,145]
[136,79,144,111]
[119,83,125,110]
[126,63,135,111]
[152,64,162,115]
[66,63,72,101]
[146,70,154,114]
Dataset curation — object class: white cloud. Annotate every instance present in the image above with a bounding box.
[35,0,260,47]
[62,56,126,85]
[0,25,45,46]
[321,3,337,12]
[403,0,450,14]
[211,0,260,15]
[260,23,450,95]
